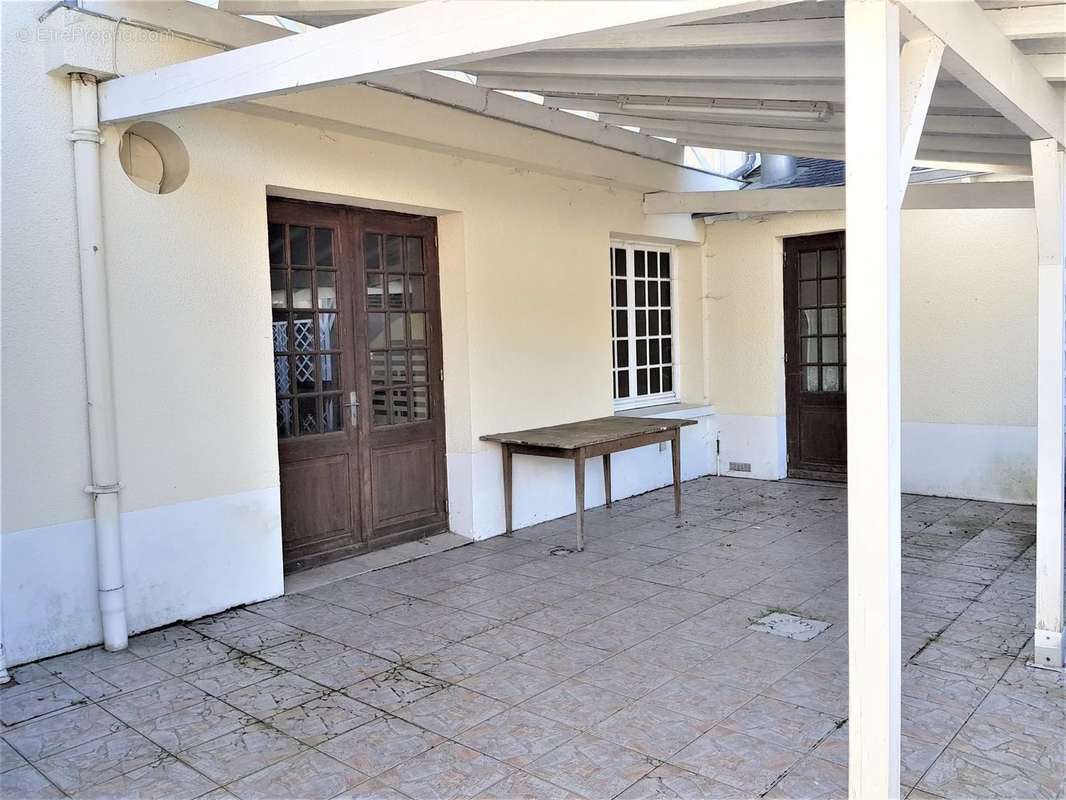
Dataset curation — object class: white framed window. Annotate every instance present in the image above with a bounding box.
[610,241,678,410]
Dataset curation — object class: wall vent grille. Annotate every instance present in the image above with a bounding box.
[729,461,752,473]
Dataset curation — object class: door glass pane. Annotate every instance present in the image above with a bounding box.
[271,270,287,308]
[314,228,334,266]
[823,366,841,392]
[385,235,403,270]
[661,367,673,392]
[391,388,409,422]
[295,354,315,393]
[289,226,310,266]
[636,368,648,394]
[272,314,289,352]
[406,237,424,272]
[802,337,818,363]
[649,368,661,394]
[410,313,427,344]
[368,313,386,349]
[799,280,817,307]
[389,313,406,346]
[820,249,838,276]
[319,313,338,349]
[292,271,312,309]
[821,308,839,335]
[370,351,388,386]
[799,309,818,336]
[274,356,291,394]
[365,234,381,270]
[277,398,293,438]
[411,350,428,383]
[800,251,817,279]
[387,275,405,309]
[366,273,384,309]
[389,351,408,384]
[298,396,318,434]
[616,370,630,398]
[412,386,429,420]
[317,271,336,309]
[322,394,342,432]
[648,311,659,336]
[804,366,820,391]
[371,389,389,425]
[822,337,839,363]
[293,314,314,351]
[320,354,340,390]
[408,276,425,309]
[821,279,838,306]
[661,338,672,364]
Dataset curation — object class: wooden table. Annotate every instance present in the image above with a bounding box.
[480,416,697,551]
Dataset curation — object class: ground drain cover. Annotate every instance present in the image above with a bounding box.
[749,611,831,641]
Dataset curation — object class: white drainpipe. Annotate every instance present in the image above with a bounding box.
[70,73,128,651]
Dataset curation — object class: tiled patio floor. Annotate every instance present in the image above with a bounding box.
[2,477,1064,800]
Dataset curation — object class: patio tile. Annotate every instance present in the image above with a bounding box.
[37,648,138,679]
[344,667,448,712]
[615,764,748,800]
[293,648,393,690]
[463,624,553,659]
[0,683,86,727]
[245,592,326,620]
[415,610,499,641]
[220,672,327,719]
[0,765,63,799]
[393,686,508,737]
[377,741,513,800]
[1,705,125,762]
[269,691,379,746]
[319,716,443,777]
[919,743,1063,799]
[187,609,264,638]
[720,696,843,752]
[34,728,164,794]
[762,755,848,799]
[407,643,506,682]
[256,633,349,670]
[211,621,304,654]
[62,660,171,701]
[130,697,253,752]
[127,625,206,658]
[0,741,26,774]
[146,640,241,677]
[576,653,678,700]
[672,727,803,794]
[228,750,367,800]
[457,708,577,766]
[518,640,610,677]
[303,582,408,615]
[764,668,848,717]
[527,733,657,799]
[645,674,757,727]
[592,699,707,760]
[520,680,630,729]
[358,623,450,663]
[70,755,216,800]
[458,659,564,705]
[475,770,582,800]
[184,656,283,697]
[179,723,304,784]
[99,678,207,726]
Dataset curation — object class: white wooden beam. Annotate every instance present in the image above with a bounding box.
[1032,137,1066,670]
[99,0,794,122]
[987,5,1066,40]
[480,75,993,112]
[538,18,843,50]
[642,181,1035,214]
[845,1,902,798]
[464,51,844,81]
[899,35,945,197]
[1028,54,1066,82]
[898,0,1065,144]
[218,0,420,17]
[78,0,289,49]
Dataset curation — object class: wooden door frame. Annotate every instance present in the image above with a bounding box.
[267,197,449,570]
[783,230,847,482]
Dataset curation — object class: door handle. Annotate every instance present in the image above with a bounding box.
[343,391,359,426]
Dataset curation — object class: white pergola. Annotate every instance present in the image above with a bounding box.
[58,1,1066,796]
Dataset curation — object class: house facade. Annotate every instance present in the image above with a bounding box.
[0,0,1047,670]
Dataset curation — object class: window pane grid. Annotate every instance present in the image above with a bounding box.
[797,246,846,394]
[270,223,343,439]
[611,244,676,405]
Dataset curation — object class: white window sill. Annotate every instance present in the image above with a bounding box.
[615,402,716,421]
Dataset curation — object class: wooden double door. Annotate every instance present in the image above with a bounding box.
[268,199,448,572]
[784,232,847,481]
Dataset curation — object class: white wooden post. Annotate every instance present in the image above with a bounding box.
[1032,137,1066,670]
[845,1,902,797]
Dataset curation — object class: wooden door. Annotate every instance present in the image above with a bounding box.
[268,200,448,572]
[784,232,847,481]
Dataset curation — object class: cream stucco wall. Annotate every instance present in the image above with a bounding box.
[2,3,715,662]
[703,209,1039,501]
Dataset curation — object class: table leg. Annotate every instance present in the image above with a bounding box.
[602,453,612,508]
[502,444,513,536]
[671,429,682,516]
[574,449,586,551]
